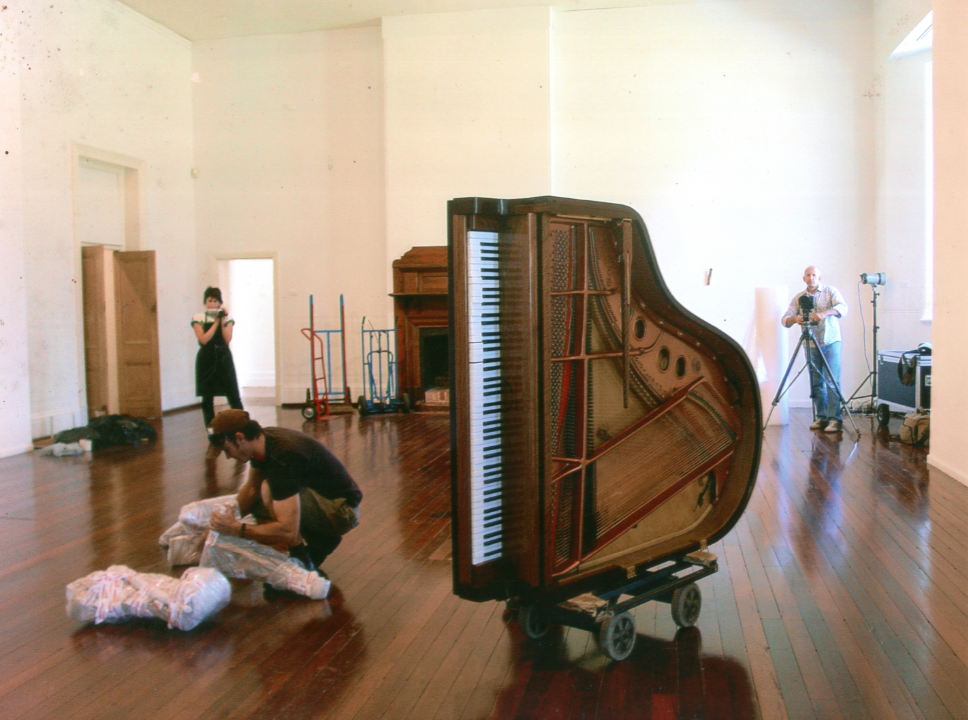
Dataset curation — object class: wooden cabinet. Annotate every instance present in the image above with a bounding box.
[391,247,449,409]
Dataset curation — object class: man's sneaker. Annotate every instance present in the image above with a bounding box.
[809,419,829,430]
[824,420,843,433]
[263,578,331,601]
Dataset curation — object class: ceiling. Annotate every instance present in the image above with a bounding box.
[115,0,697,42]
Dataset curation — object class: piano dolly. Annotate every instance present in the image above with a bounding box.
[512,550,719,662]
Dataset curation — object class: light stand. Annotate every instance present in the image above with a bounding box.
[764,316,861,438]
[848,273,887,413]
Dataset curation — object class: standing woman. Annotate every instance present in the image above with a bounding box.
[193,287,243,458]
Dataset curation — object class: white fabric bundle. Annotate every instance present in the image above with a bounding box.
[159,495,241,566]
[200,532,330,600]
[66,565,231,630]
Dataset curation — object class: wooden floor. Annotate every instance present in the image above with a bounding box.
[0,406,963,720]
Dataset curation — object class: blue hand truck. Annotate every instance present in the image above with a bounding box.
[358,317,410,416]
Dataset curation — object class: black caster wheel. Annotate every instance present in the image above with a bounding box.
[302,405,317,421]
[598,611,636,661]
[877,403,891,427]
[671,582,702,628]
[357,395,368,417]
[518,603,551,639]
[401,393,411,414]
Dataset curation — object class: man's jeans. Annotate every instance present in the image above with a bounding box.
[808,340,842,421]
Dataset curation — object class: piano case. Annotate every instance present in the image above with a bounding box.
[448,197,761,656]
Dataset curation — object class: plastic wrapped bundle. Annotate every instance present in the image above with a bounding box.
[200,532,331,600]
[66,565,231,630]
[159,495,241,566]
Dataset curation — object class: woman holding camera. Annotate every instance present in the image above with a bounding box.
[192,287,243,457]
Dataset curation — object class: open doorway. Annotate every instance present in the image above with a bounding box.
[218,258,277,405]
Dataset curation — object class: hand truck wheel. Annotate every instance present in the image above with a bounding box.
[670,582,702,628]
[518,603,551,639]
[598,611,636,661]
[302,404,317,421]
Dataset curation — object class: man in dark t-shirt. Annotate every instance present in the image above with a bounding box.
[207,409,361,572]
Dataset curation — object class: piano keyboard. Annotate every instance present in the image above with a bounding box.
[467,230,504,564]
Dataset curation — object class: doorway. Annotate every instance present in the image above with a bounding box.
[75,146,160,419]
[218,258,277,405]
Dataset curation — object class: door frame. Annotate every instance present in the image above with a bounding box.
[212,251,281,407]
[71,143,146,419]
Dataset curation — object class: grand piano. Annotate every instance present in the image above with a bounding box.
[448,196,761,659]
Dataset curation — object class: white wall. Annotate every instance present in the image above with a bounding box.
[930,0,968,486]
[873,0,933,356]
[0,10,33,457]
[382,7,554,275]
[18,0,196,437]
[192,27,386,403]
[554,0,875,408]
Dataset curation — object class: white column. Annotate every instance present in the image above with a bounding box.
[0,25,35,456]
[928,0,968,486]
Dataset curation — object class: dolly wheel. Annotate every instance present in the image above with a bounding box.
[357,395,368,417]
[401,393,411,414]
[302,405,317,421]
[518,604,551,639]
[598,611,636,661]
[671,583,702,628]
[877,403,891,427]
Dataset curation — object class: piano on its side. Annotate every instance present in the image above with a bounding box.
[448,197,761,656]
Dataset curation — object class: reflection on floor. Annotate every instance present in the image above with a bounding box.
[0,408,957,720]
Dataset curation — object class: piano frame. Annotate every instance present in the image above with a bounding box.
[448,196,761,608]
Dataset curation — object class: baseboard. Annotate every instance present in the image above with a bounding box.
[0,443,34,459]
[927,454,968,488]
[31,407,87,441]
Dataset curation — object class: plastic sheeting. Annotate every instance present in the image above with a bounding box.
[200,532,331,600]
[160,494,331,600]
[66,565,231,630]
[159,495,241,567]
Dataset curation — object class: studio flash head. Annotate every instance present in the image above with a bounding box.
[860,272,887,286]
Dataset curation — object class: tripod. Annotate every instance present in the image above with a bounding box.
[764,318,861,437]
[847,284,880,413]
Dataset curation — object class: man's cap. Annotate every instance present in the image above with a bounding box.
[207,409,251,441]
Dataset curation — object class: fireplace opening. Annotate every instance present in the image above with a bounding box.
[420,328,449,391]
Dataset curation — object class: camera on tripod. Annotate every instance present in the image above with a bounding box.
[797,294,815,322]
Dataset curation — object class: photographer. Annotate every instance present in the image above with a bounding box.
[781,266,848,433]
[192,287,244,458]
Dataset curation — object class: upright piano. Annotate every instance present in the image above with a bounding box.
[448,196,761,606]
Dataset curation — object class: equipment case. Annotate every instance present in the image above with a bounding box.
[877,350,931,412]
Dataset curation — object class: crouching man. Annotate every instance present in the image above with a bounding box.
[207,409,361,576]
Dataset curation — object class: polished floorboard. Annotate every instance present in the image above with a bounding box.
[0,406,962,720]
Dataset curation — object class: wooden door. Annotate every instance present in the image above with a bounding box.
[81,246,110,418]
[114,251,162,417]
